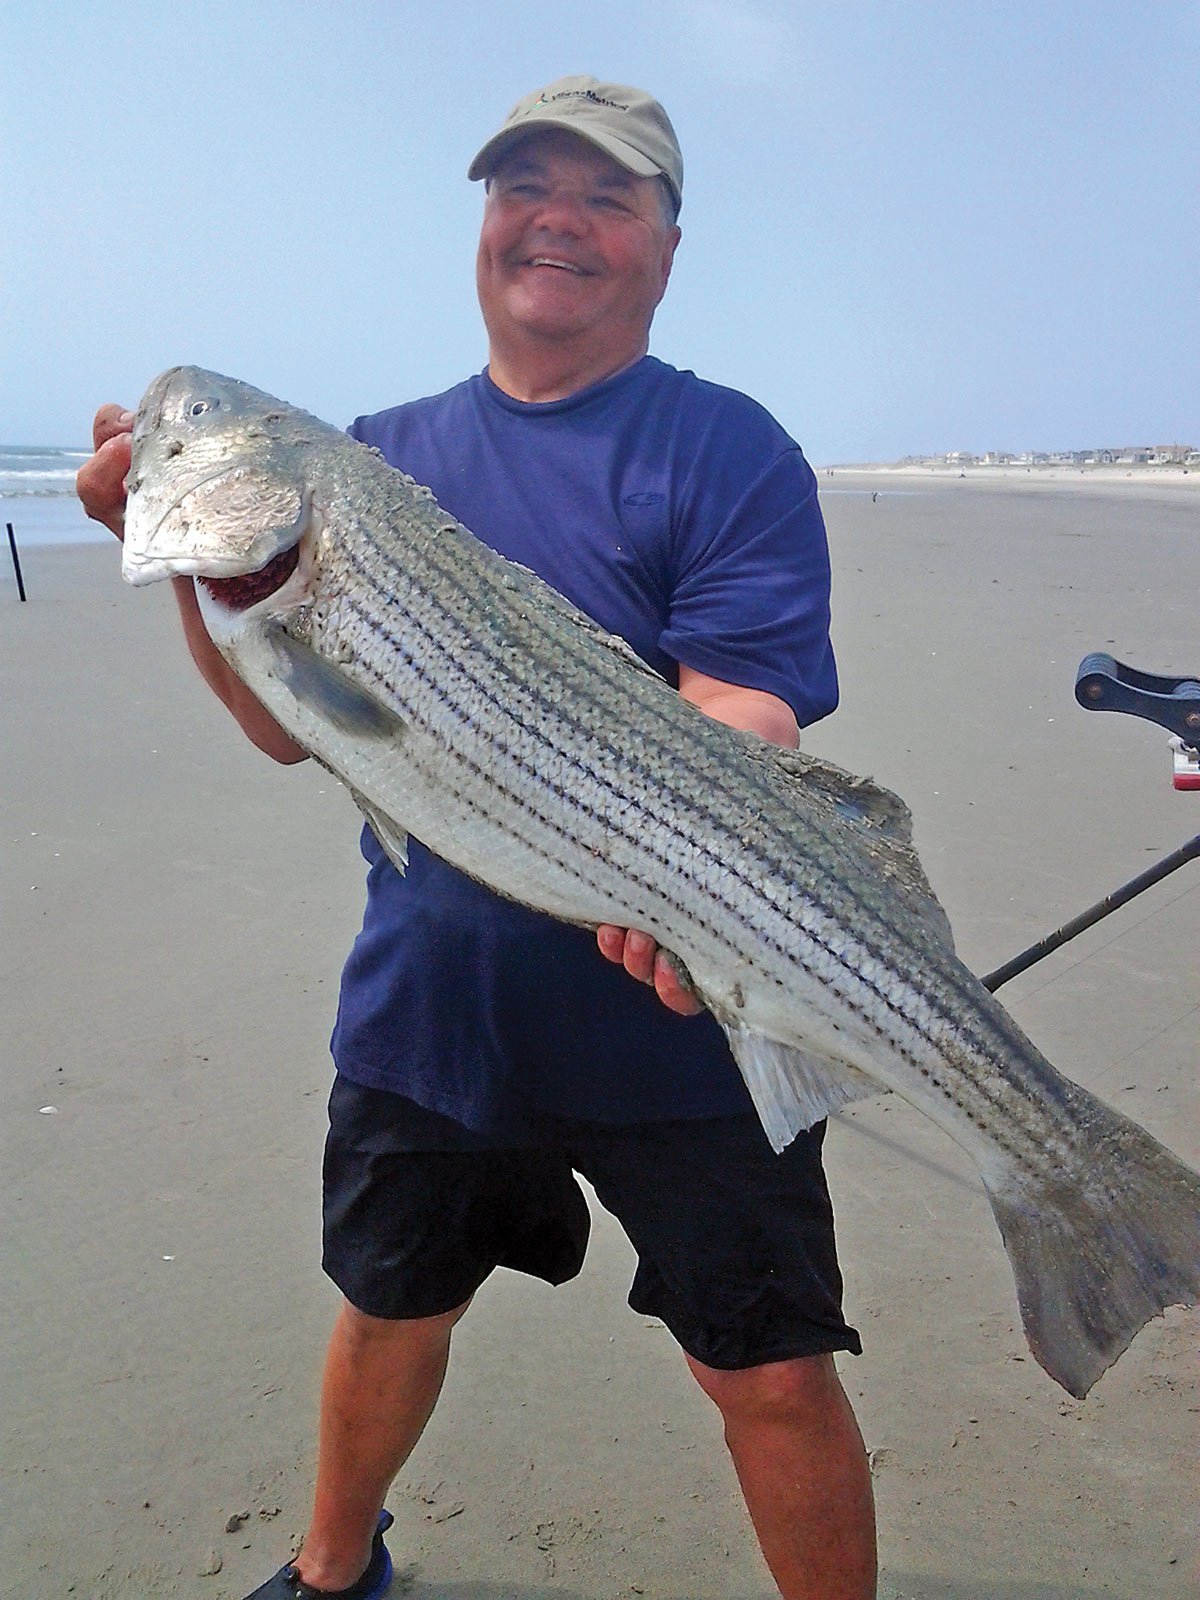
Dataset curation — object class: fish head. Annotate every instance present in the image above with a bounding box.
[122,367,320,615]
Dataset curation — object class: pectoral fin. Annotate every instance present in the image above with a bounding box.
[351,792,410,877]
[266,626,401,740]
[721,1020,883,1152]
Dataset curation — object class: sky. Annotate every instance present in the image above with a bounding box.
[1,1,1197,463]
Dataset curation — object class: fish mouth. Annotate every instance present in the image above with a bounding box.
[122,466,237,585]
[194,522,321,642]
[198,542,301,611]
[123,472,313,588]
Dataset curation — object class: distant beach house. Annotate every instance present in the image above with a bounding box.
[915,442,1193,469]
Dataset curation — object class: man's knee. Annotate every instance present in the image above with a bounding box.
[685,1350,842,1425]
[337,1294,473,1351]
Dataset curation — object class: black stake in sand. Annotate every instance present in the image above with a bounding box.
[6,522,27,601]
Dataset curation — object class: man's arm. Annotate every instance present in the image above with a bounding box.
[169,576,309,763]
[677,666,800,748]
[595,665,799,1016]
[77,405,308,765]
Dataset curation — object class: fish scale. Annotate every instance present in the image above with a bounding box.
[121,365,1200,1398]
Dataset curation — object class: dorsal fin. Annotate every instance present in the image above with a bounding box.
[741,737,956,953]
[475,553,668,684]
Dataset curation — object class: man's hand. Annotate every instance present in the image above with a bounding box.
[595,666,800,1016]
[76,404,134,540]
[596,925,704,1016]
[76,398,307,765]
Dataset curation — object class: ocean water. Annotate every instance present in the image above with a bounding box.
[0,444,108,547]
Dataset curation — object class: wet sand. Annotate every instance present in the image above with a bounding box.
[2,474,1197,1599]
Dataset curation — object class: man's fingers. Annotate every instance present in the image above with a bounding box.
[92,404,135,452]
[79,402,135,540]
[76,431,132,500]
[653,950,704,1016]
[76,432,133,539]
[596,925,654,982]
[622,929,656,984]
[595,926,703,1015]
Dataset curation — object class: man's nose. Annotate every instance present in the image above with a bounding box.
[529,187,589,235]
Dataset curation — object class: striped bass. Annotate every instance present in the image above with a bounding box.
[122,366,1200,1399]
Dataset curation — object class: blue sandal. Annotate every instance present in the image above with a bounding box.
[242,1509,394,1599]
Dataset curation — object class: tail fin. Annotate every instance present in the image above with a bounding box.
[983,1107,1200,1398]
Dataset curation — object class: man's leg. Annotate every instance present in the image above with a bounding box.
[686,1350,876,1600]
[570,1113,872,1596]
[292,1296,471,1592]
[309,1080,590,1593]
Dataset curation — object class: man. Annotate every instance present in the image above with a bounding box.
[79,76,877,1600]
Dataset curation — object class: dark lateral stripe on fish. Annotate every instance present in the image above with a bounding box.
[308,509,1055,1168]
[374,553,1062,1164]
[335,541,1051,1154]
[355,523,986,972]
[337,532,1045,1124]
[346,528,897,928]
[325,581,1034,1163]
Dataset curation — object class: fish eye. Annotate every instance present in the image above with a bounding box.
[189,398,219,417]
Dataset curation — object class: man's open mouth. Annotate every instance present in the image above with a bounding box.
[198,543,301,611]
[526,256,589,274]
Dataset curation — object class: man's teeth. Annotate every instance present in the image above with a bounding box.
[529,258,584,273]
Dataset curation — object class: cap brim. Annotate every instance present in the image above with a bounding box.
[467,119,662,184]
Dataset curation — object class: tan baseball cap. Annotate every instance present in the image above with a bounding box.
[468,74,683,214]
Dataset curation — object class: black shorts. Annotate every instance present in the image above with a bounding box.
[322,1078,861,1371]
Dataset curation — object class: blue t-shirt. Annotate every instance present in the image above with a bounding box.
[329,355,837,1140]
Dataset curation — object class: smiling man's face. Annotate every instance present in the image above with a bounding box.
[476,128,680,387]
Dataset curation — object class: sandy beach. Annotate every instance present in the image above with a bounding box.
[2,474,1197,1599]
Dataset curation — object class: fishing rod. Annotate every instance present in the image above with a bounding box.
[982,655,1200,993]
